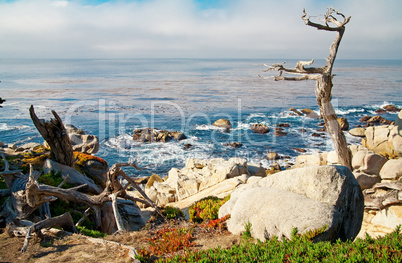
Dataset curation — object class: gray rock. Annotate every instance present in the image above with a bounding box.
[224,187,341,241]
[219,165,364,242]
[118,199,146,231]
[43,159,103,194]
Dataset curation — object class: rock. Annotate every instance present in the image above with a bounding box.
[360,116,371,122]
[250,124,270,134]
[183,143,193,150]
[391,111,402,156]
[383,105,400,112]
[379,159,402,180]
[151,158,252,204]
[274,130,287,136]
[311,132,321,137]
[352,151,388,175]
[337,117,349,131]
[74,152,109,188]
[266,152,279,160]
[247,163,266,177]
[219,165,364,242]
[168,177,244,219]
[363,125,398,158]
[65,124,99,154]
[43,159,103,194]
[326,151,340,165]
[134,176,149,185]
[363,116,394,126]
[212,119,232,130]
[353,172,382,190]
[292,148,307,153]
[301,108,319,119]
[19,142,41,151]
[349,128,366,137]
[289,108,303,116]
[118,199,146,231]
[317,127,326,132]
[299,128,307,132]
[375,109,387,114]
[145,174,164,189]
[277,123,290,128]
[293,154,326,168]
[0,141,4,148]
[371,206,402,230]
[229,142,242,148]
[133,128,186,143]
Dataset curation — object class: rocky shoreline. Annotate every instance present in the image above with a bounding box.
[0,104,401,242]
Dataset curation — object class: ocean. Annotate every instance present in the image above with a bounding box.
[0,59,401,177]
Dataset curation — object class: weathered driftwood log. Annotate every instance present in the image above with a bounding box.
[0,157,52,224]
[24,161,164,233]
[21,212,76,253]
[260,8,352,170]
[29,105,75,167]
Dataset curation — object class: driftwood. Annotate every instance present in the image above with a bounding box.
[24,161,164,233]
[1,107,164,238]
[21,212,76,253]
[29,105,75,167]
[260,8,352,169]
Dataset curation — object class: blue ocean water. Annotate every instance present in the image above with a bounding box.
[0,59,401,177]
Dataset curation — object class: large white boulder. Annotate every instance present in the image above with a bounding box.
[219,165,364,242]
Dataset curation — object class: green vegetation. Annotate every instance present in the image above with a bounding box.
[146,226,402,263]
[242,221,252,240]
[163,206,184,220]
[137,226,194,261]
[76,225,107,238]
[189,195,230,223]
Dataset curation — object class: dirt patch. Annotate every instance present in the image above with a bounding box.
[0,220,242,263]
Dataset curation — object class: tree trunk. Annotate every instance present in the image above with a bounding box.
[29,105,75,167]
[316,76,352,170]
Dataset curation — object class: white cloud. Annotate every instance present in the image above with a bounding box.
[0,0,401,59]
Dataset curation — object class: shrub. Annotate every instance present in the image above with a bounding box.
[76,225,106,238]
[189,195,230,223]
[137,226,194,261]
[163,206,184,220]
[161,226,402,263]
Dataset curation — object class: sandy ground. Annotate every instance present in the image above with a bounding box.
[0,221,241,263]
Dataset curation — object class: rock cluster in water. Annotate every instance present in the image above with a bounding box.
[133,128,186,143]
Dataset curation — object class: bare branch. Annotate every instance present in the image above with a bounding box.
[302,8,351,32]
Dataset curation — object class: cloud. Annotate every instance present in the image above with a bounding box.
[0,0,401,59]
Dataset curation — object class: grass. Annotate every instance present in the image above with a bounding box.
[136,226,402,263]
[76,225,107,238]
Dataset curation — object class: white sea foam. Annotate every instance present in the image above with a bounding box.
[335,108,365,115]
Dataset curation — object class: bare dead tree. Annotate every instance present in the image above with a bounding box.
[29,105,75,167]
[261,8,352,169]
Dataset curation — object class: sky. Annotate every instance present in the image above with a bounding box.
[0,0,401,59]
